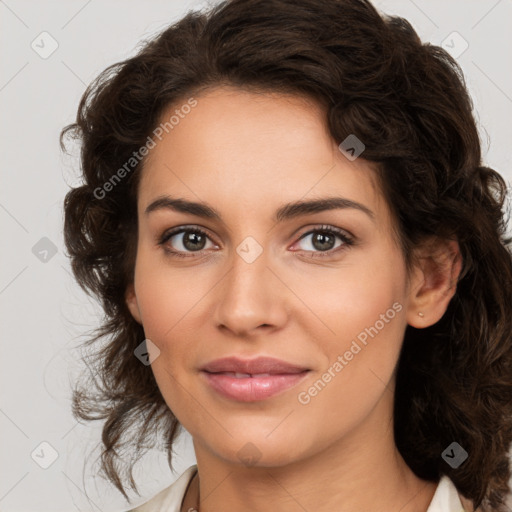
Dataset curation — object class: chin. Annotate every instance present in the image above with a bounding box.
[205,433,310,469]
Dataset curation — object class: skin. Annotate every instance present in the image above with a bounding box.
[126,86,463,512]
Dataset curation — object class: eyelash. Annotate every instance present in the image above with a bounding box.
[158,224,355,259]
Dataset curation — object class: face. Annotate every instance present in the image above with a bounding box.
[126,86,424,468]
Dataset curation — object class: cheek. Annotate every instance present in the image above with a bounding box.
[131,260,188,391]
[133,248,206,339]
[291,251,407,421]
[291,243,407,348]
[133,269,192,414]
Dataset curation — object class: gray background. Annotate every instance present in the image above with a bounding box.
[1,0,511,511]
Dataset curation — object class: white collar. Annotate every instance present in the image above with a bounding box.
[426,475,467,511]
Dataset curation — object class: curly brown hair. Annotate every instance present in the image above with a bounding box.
[60,0,512,509]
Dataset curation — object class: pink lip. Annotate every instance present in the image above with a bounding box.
[200,356,311,402]
[201,371,310,401]
[200,356,309,374]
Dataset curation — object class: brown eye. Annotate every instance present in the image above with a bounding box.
[159,226,217,257]
[294,225,354,258]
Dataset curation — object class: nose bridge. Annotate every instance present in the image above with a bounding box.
[213,233,284,334]
[226,234,271,304]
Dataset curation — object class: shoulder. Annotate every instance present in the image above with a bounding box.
[427,475,480,512]
[127,464,198,512]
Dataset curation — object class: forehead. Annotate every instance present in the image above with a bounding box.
[137,86,387,224]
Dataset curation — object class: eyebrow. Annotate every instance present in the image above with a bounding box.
[144,195,375,223]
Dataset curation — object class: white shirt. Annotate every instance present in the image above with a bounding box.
[128,464,469,512]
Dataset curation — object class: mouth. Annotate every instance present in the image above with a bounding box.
[200,368,311,402]
[200,358,311,402]
[200,356,310,375]
[205,371,286,378]
[199,356,311,402]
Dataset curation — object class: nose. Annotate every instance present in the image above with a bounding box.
[213,243,288,338]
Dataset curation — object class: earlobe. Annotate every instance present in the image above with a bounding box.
[125,283,143,324]
[406,239,462,328]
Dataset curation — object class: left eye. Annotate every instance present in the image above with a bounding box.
[292,225,353,257]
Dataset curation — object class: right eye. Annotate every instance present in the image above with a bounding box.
[158,226,218,258]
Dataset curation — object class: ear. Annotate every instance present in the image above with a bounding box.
[125,282,143,324]
[406,238,462,328]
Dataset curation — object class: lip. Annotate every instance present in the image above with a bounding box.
[200,356,311,402]
[200,356,309,375]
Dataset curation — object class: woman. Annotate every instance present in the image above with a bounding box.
[61,0,512,510]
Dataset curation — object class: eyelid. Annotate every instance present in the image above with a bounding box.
[158,224,218,248]
[294,224,354,242]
